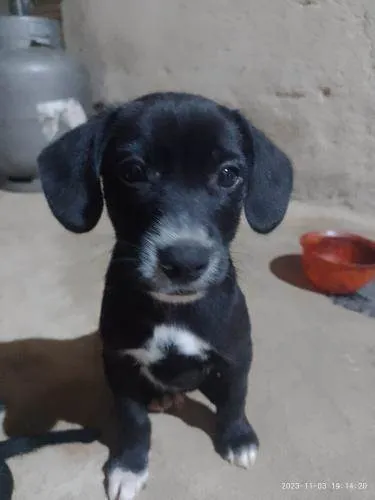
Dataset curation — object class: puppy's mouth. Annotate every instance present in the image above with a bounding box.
[170,288,199,296]
[149,288,206,304]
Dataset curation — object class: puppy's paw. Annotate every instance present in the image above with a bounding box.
[106,465,148,500]
[215,418,259,469]
[225,443,258,469]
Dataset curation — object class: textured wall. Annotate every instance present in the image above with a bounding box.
[62,0,375,213]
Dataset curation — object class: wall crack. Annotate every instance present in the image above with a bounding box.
[363,9,375,74]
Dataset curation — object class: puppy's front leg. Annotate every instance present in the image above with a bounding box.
[105,396,150,500]
[103,357,152,500]
[201,362,259,469]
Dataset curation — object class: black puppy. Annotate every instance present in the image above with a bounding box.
[38,92,293,500]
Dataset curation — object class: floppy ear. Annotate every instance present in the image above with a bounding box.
[37,112,112,234]
[233,111,294,234]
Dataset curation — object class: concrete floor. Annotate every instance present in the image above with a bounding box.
[0,191,374,500]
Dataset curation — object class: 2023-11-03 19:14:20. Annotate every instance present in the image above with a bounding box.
[281,482,368,491]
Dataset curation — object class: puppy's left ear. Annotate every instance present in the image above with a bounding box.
[233,111,294,234]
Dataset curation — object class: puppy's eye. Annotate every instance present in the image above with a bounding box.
[122,164,148,184]
[217,165,241,189]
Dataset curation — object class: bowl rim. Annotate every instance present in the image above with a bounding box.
[299,230,375,270]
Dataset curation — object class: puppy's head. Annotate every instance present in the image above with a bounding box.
[38,92,293,303]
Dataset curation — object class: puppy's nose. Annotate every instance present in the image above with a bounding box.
[158,243,210,281]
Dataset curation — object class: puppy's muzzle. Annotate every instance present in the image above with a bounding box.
[158,242,210,283]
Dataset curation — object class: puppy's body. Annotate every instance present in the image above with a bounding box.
[38,92,293,499]
[101,264,255,497]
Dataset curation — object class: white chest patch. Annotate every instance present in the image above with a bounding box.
[125,324,210,367]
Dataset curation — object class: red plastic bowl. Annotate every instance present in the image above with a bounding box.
[300,231,375,294]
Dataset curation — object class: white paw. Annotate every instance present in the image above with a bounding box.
[107,466,148,500]
[225,444,258,469]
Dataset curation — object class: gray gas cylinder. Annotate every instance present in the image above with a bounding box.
[0,15,92,191]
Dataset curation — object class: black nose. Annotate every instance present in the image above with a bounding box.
[158,243,211,281]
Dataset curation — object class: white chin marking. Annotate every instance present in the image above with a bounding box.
[150,290,205,304]
[226,444,258,469]
[107,467,148,500]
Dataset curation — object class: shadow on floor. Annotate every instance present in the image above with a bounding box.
[0,331,215,449]
[269,254,317,292]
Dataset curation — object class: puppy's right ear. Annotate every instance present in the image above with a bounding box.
[37,112,112,233]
